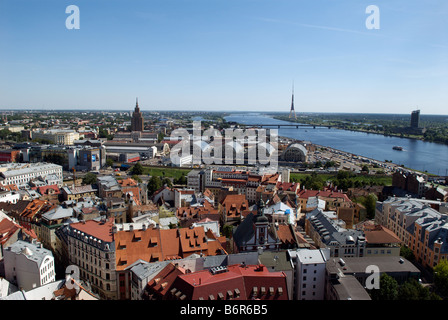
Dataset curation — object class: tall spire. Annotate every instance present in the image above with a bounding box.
[289,82,296,120]
[135,97,139,110]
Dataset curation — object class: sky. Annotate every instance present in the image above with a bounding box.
[0,0,447,114]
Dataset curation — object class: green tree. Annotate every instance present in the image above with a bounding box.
[82,172,97,185]
[434,259,448,297]
[400,246,415,262]
[222,224,233,239]
[161,177,173,187]
[131,174,143,183]
[397,279,419,300]
[364,194,377,219]
[370,274,399,300]
[106,158,114,167]
[129,162,144,176]
[147,175,162,196]
[301,172,325,190]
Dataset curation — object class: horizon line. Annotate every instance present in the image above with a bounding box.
[0,109,447,117]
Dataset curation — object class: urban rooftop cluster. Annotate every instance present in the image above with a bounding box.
[0,105,447,302]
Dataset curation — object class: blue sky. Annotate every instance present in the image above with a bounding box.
[0,0,447,114]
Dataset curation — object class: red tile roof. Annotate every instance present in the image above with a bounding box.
[146,263,186,299]
[70,217,115,242]
[220,194,250,218]
[297,189,351,202]
[0,218,20,245]
[37,184,61,195]
[363,225,402,244]
[170,264,288,300]
[115,227,162,270]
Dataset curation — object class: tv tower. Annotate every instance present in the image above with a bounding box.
[289,82,296,120]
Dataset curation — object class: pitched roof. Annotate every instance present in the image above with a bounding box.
[276,224,297,246]
[297,189,351,202]
[115,227,162,271]
[37,184,60,195]
[70,217,114,243]
[146,263,186,299]
[220,194,250,218]
[170,264,288,300]
[0,218,20,245]
[363,225,402,244]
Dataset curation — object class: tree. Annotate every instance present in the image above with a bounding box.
[173,174,187,185]
[364,194,377,219]
[161,177,172,187]
[130,162,144,176]
[434,259,448,297]
[370,274,399,300]
[301,172,325,190]
[147,175,162,196]
[106,158,114,167]
[222,224,233,239]
[398,278,440,300]
[131,174,142,183]
[82,172,97,185]
[400,246,415,262]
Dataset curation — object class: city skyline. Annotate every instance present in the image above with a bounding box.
[1,0,447,115]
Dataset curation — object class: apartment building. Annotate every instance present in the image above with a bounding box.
[65,217,117,300]
[3,240,55,291]
[376,197,448,268]
[32,129,80,145]
[305,208,366,258]
[0,163,63,188]
[288,248,330,300]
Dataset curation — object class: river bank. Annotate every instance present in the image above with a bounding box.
[224,113,448,176]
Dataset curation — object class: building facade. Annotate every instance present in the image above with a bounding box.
[0,163,63,188]
[288,248,330,300]
[65,218,117,300]
[131,99,144,132]
[3,240,55,291]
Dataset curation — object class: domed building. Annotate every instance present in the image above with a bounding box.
[281,143,308,162]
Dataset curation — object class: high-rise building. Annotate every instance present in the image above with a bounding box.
[410,109,420,128]
[131,98,144,132]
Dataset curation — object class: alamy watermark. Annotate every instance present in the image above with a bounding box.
[65,265,80,291]
[365,264,380,289]
[169,121,278,171]
[66,5,80,30]
[65,4,380,31]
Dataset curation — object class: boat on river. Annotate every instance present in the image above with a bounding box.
[393,146,404,151]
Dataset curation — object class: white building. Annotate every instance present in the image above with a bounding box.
[0,190,21,204]
[0,163,63,188]
[3,240,55,291]
[170,154,193,167]
[32,129,80,145]
[288,248,330,300]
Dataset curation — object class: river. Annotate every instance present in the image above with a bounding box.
[224,113,448,176]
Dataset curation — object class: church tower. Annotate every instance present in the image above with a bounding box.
[131,97,144,132]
